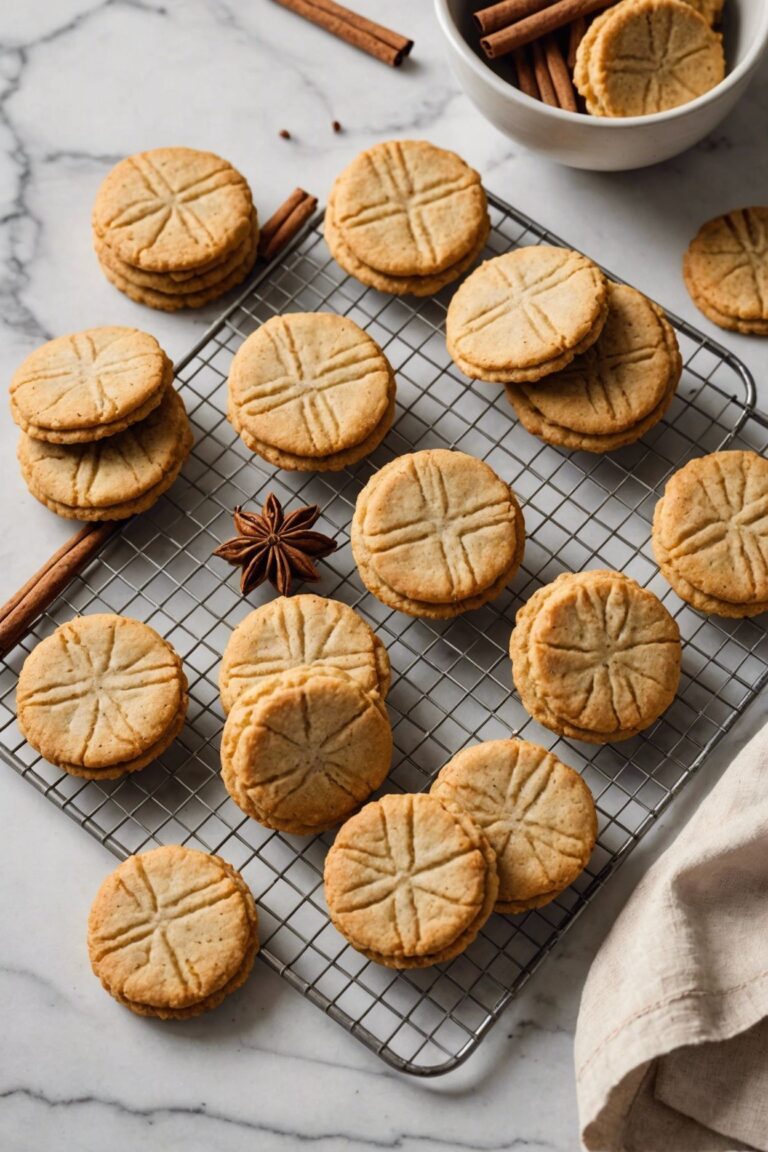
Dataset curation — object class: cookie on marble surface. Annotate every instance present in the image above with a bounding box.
[446,248,609,384]
[351,449,525,618]
[17,384,193,520]
[683,208,768,335]
[652,451,768,616]
[431,739,597,914]
[228,313,396,470]
[324,792,498,968]
[219,594,390,713]
[331,140,487,277]
[506,283,682,452]
[17,614,188,779]
[324,189,490,297]
[92,147,253,272]
[510,570,681,743]
[221,666,392,835]
[88,845,258,1019]
[10,327,170,444]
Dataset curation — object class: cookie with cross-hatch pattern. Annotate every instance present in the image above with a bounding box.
[17,614,188,779]
[431,739,597,914]
[683,207,768,335]
[352,449,525,618]
[577,0,724,118]
[92,147,253,272]
[88,845,258,1018]
[505,283,682,452]
[446,247,609,384]
[221,665,393,835]
[219,594,391,714]
[510,570,681,743]
[653,451,768,616]
[228,312,396,471]
[324,792,498,968]
[10,327,170,444]
[331,140,487,277]
[17,384,193,521]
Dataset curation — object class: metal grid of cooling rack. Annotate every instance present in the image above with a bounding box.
[2,191,768,1077]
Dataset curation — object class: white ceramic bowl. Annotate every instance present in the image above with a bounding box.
[434,0,768,170]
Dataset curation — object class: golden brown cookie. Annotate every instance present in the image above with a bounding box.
[446,248,609,384]
[219,594,391,713]
[506,283,682,452]
[17,385,193,520]
[92,147,253,272]
[324,189,490,297]
[431,739,597,914]
[577,0,725,118]
[324,792,499,968]
[88,845,258,1018]
[351,449,525,618]
[683,208,768,335]
[10,327,170,444]
[228,313,395,470]
[331,140,487,277]
[652,451,768,616]
[17,614,188,779]
[221,666,392,835]
[510,570,681,743]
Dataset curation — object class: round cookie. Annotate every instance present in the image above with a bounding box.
[351,449,525,618]
[506,284,682,452]
[324,190,490,298]
[88,845,258,1019]
[221,666,393,835]
[92,147,253,272]
[446,248,609,384]
[652,450,768,617]
[219,594,391,713]
[510,570,681,743]
[10,327,169,444]
[586,0,725,118]
[332,140,487,277]
[683,207,768,335]
[324,792,499,968]
[228,313,395,470]
[18,385,193,521]
[17,614,188,779]
[431,739,597,914]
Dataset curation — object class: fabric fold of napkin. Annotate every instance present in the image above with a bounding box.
[576,720,768,1152]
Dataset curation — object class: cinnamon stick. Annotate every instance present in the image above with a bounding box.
[567,15,588,69]
[544,35,578,111]
[513,45,540,99]
[475,0,551,36]
[480,0,615,59]
[272,0,413,67]
[258,188,318,262]
[532,39,558,107]
[0,523,117,657]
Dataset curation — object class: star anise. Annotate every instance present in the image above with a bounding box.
[213,493,338,597]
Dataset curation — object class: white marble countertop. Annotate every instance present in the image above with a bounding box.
[1,3,767,1150]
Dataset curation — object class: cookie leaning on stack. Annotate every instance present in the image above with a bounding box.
[11,327,193,520]
[93,147,257,311]
[325,140,490,296]
[683,207,768,335]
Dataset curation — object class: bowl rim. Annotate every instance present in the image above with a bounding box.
[434,0,768,128]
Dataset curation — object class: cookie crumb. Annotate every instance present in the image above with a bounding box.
[278,129,291,140]
[332,120,342,133]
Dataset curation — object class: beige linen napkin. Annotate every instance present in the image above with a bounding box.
[576,720,768,1152]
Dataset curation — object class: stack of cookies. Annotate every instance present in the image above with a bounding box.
[219,595,393,835]
[11,326,192,520]
[325,140,490,296]
[92,147,257,311]
[17,614,188,780]
[228,312,396,470]
[352,449,525,617]
[683,207,768,335]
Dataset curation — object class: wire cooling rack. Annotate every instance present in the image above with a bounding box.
[2,191,768,1077]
